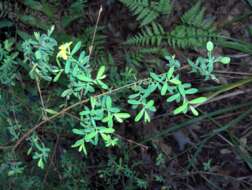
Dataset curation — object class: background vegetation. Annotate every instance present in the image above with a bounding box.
[0,0,252,189]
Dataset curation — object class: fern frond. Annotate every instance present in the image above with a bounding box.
[167,25,215,48]
[125,47,161,66]
[181,1,215,30]
[167,2,216,48]
[119,0,172,27]
[126,23,165,46]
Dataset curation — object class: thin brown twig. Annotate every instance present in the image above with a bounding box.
[12,74,155,150]
[36,77,48,119]
[89,5,103,57]
[114,134,149,150]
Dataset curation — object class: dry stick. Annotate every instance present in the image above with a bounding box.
[13,59,252,150]
[13,5,104,150]
[13,73,155,150]
[11,80,168,150]
[89,5,103,58]
[36,77,48,119]
[13,74,250,150]
[14,95,88,150]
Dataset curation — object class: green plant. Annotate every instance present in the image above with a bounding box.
[119,0,172,27]
[129,54,209,119]
[72,96,130,154]
[98,155,148,189]
[126,2,216,49]
[22,26,58,81]
[188,41,231,80]
[4,27,229,162]
[2,1,249,189]
[0,39,19,86]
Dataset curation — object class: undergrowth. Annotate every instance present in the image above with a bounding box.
[0,0,251,189]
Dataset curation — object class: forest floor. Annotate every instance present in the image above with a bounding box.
[1,0,252,189]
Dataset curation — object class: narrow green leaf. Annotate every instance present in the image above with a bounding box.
[72,128,85,135]
[167,93,180,102]
[190,106,199,116]
[135,109,145,122]
[161,83,168,95]
[99,127,115,134]
[65,60,71,74]
[77,74,93,82]
[85,131,97,141]
[96,65,106,79]
[71,42,82,55]
[128,99,140,105]
[144,111,151,123]
[189,97,207,104]
[173,101,188,115]
[167,66,174,79]
[115,113,131,119]
[44,108,58,115]
[185,88,198,95]
[170,78,181,85]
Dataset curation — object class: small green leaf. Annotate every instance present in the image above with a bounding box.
[97,80,108,89]
[101,133,110,141]
[72,139,84,148]
[170,78,181,85]
[90,97,96,109]
[146,100,154,108]
[77,75,93,82]
[185,88,198,95]
[135,109,145,122]
[85,131,98,141]
[150,72,162,82]
[35,51,41,60]
[114,113,131,119]
[161,83,168,95]
[38,158,44,169]
[61,89,72,98]
[128,99,140,105]
[72,128,85,135]
[44,108,58,115]
[105,96,112,108]
[53,69,63,82]
[190,106,199,116]
[99,127,115,134]
[173,101,188,115]
[207,41,214,52]
[71,41,81,55]
[220,57,231,64]
[144,111,150,123]
[96,65,106,79]
[167,93,180,102]
[189,97,207,104]
[167,66,174,79]
[128,93,140,99]
[65,60,71,74]
[72,139,87,155]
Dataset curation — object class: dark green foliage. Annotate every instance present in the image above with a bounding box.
[168,1,216,48]
[126,22,165,46]
[0,39,19,86]
[127,2,217,49]
[119,0,172,27]
[0,0,249,189]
